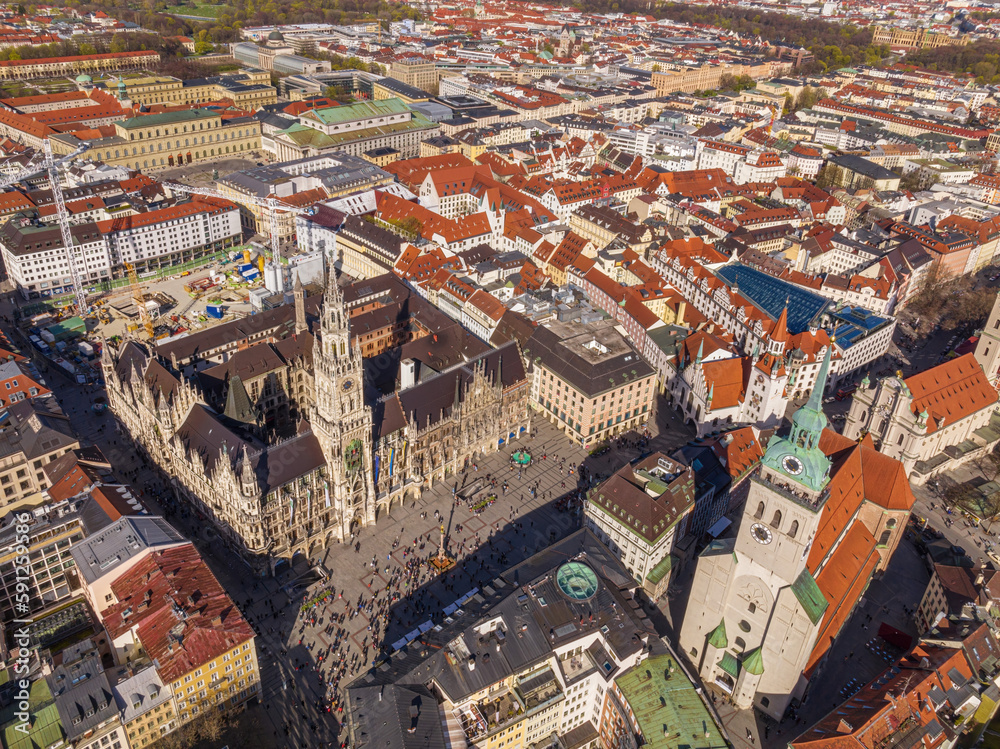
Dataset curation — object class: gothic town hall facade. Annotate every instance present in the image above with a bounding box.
[103,274,530,574]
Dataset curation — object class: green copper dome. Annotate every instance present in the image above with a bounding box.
[760,342,834,493]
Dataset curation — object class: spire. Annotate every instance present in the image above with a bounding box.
[805,339,833,415]
[240,443,256,490]
[707,382,714,406]
[695,338,704,368]
[770,303,789,343]
[294,270,306,336]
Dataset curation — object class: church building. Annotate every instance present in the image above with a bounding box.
[678,346,915,720]
[843,290,1000,484]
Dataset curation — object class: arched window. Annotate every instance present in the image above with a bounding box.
[748,602,756,614]
[898,433,905,445]
[754,502,764,519]
[789,520,798,539]
[879,530,891,546]
[771,510,782,529]
[734,637,746,651]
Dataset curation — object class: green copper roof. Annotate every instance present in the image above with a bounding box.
[301,96,410,125]
[615,653,728,749]
[645,554,675,586]
[760,342,833,493]
[791,568,829,625]
[278,114,436,148]
[0,676,63,749]
[118,108,219,129]
[707,619,728,649]
[797,340,833,435]
[742,646,765,675]
[719,651,740,678]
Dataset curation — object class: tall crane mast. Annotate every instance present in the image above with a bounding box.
[162,182,309,289]
[43,140,87,313]
[125,262,154,339]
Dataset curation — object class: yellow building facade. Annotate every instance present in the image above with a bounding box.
[170,639,261,725]
[122,70,276,109]
[52,108,261,170]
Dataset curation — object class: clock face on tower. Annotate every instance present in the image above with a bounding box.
[782,455,804,476]
[342,379,353,391]
[750,523,773,545]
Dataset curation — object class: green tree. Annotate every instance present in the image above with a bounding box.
[78,42,97,55]
[814,163,842,189]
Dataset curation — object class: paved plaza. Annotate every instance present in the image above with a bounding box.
[16,306,695,749]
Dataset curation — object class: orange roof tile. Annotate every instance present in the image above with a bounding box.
[905,353,998,433]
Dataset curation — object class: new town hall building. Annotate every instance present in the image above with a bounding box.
[103,273,530,574]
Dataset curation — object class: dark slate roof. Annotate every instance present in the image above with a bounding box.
[50,654,117,741]
[349,684,446,749]
[173,404,324,493]
[524,322,653,398]
[373,395,407,440]
[197,336,311,402]
[396,342,526,430]
[157,295,322,364]
[830,153,901,182]
[222,374,259,425]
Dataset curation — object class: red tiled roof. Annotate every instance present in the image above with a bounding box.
[102,545,254,683]
[702,357,747,409]
[905,353,998,433]
[96,197,237,233]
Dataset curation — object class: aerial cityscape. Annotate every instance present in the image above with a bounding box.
[3,0,1000,748]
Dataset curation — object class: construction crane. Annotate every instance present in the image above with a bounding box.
[162,182,311,289]
[0,142,87,191]
[43,140,88,313]
[125,262,155,339]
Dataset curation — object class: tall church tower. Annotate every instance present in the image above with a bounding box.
[975,289,1000,388]
[679,345,835,721]
[311,272,376,540]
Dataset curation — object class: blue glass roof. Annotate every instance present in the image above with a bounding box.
[829,306,891,348]
[716,264,829,334]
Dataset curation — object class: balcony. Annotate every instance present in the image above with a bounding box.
[754,474,827,512]
[479,691,524,732]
